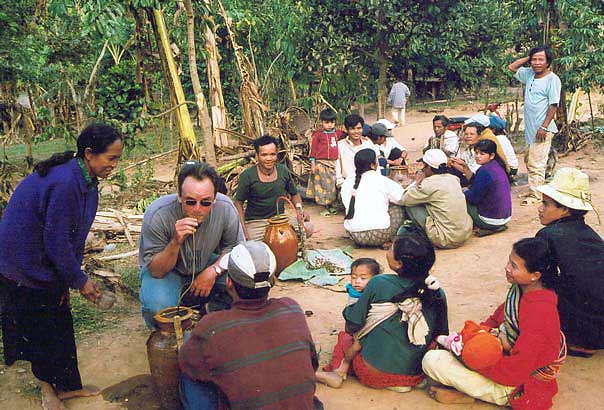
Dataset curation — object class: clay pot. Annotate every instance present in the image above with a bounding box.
[389,165,414,188]
[147,307,194,410]
[263,215,298,276]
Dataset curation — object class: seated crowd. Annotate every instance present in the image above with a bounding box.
[134,111,601,410]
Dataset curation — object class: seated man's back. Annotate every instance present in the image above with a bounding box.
[180,296,317,409]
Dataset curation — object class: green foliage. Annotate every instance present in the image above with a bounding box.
[119,265,142,297]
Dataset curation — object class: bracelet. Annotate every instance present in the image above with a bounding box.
[540,126,548,131]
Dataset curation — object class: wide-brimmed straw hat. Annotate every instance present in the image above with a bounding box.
[535,167,593,211]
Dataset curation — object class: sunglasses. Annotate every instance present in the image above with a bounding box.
[184,199,214,207]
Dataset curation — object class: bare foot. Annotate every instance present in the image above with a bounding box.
[428,386,475,404]
[315,371,344,388]
[40,383,65,410]
[57,385,101,400]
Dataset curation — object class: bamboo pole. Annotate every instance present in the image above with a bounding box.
[151,8,200,163]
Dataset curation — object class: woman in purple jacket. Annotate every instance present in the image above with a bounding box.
[0,124,122,410]
[465,139,512,237]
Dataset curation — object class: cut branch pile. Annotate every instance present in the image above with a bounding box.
[91,210,143,244]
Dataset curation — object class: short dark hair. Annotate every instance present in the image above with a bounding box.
[319,108,337,122]
[432,115,449,126]
[550,198,589,217]
[474,139,506,170]
[177,161,220,196]
[529,45,553,67]
[351,258,381,276]
[231,272,271,300]
[253,135,280,153]
[344,114,364,130]
[464,122,484,135]
[512,237,558,289]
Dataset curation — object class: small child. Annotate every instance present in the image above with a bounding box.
[306,108,345,211]
[315,258,381,388]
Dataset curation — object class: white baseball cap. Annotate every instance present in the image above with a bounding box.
[376,118,396,130]
[421,149,448,169]
[464,113,490,127]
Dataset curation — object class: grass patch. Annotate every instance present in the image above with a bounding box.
[2,127,178,165]
[70,291,128,338]
[120,264,142,298]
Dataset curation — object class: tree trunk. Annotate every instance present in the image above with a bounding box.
[183,0,216,166]
[149,8,200,164]
[203,8,229,148]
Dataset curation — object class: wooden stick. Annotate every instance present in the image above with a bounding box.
[110,208,135,247]
[121,148,178,172]
[96,250,138,261]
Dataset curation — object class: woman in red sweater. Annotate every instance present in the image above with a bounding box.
[422,237,566,410]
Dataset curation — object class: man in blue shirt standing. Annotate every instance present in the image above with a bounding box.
[387,77,411,126]
[509,46,562,206]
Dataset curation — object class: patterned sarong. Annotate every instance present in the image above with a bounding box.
[306,160,337,206]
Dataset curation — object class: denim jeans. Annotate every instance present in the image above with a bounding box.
[179,374,219,410]
[139,255,231,328]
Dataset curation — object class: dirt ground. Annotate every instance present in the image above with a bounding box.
[1,105,603,410]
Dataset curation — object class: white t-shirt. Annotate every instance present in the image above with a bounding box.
[341,170,405,232]
[495,134,519,169]
[335,137,379,187]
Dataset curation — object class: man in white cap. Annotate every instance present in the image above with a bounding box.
[535,167,604,358]
[179,241,322,410]
[401,149,473,249]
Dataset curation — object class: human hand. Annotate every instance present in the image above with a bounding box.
[174,217,199,245]
[401,150,408,160]
[535,128,547,142]
[80,278,101,304]
[414,169,426,184]
[448,157,466,172]
[191,266,217,297]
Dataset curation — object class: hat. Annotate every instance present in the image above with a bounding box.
[464,113,490,127]
[370,123,393,138]
[362,124,371,137]
[489,115,507,132]
[535,167,593,211]
[376,118,396,130]
[224,241,277,289]
[421,149,448,169]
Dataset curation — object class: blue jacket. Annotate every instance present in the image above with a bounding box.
[465,160,512,220]
[0,159,97,289]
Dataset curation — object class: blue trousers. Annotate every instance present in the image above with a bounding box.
[139,257,231,328]
[179,373,219,410]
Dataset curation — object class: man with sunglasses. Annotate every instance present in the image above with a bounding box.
[138,161,244,328]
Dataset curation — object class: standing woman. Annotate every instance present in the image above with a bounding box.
[0,124,123,410]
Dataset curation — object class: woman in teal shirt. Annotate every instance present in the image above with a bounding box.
[343,227,449,391]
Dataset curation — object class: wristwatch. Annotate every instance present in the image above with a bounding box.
[213,265,224,277]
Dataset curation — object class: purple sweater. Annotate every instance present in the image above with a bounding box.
[465,160,512,220]
[0,159,97,289]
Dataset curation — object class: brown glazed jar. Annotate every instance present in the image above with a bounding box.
[263,214,298,276]
[146,307,194,410]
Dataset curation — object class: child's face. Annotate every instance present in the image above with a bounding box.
[351,264,374,292]
[321,120,336,131]
[505,250,540,285]
[474,149,494,165]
